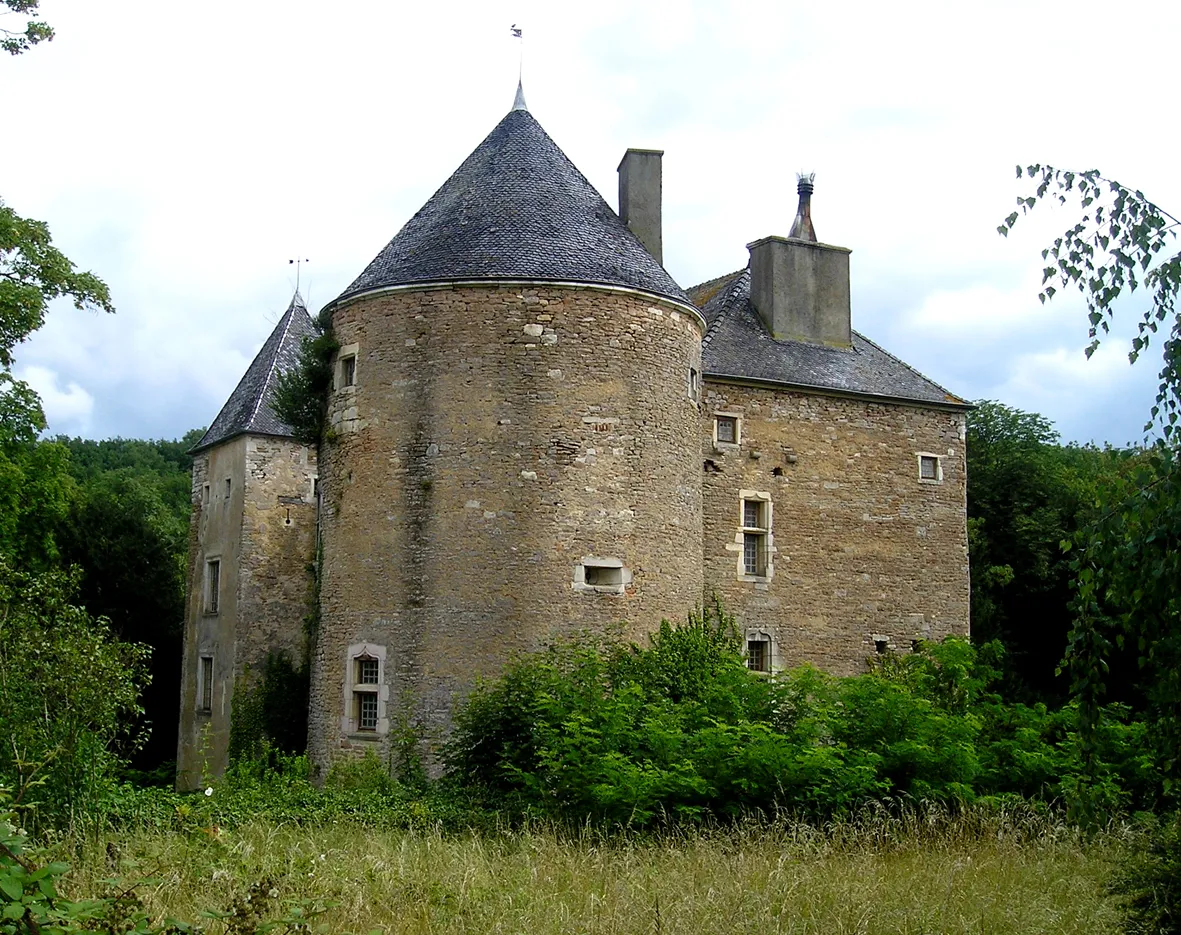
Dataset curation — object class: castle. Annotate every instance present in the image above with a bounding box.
[177,86,970,787]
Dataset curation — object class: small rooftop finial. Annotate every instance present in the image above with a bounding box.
[512,79,528,111]
[788,172,817,242]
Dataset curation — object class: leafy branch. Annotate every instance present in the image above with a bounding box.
[998,165,1181,436]
[1,1,52,55]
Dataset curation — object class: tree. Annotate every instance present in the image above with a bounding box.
[0,557,149,827]
[1001,168,1181,791]
[966,400,1122,701]
[1,0,52,54]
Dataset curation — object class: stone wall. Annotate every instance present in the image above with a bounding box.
[308,283,705,772]
[700,381,969,675]
[176,436,317,789]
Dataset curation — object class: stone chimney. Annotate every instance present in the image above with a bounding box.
[617,148,663,264]
[748,175,851,348]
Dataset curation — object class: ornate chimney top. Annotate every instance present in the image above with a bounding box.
[788,172,817,242]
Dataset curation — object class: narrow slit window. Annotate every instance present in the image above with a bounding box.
[224,477,232,499]
[202,484,210,506]
[204,559,220,614]
[741,498,769,577]
[341,355,357,388]
[199,656,214,712]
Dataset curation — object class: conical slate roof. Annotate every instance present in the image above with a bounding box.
[334,105,690,307]
[192,293,317,452]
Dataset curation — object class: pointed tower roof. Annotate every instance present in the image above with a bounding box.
[192,293,317,452]
[332,102,691,309]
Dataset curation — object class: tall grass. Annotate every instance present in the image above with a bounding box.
[63,805,1125,935]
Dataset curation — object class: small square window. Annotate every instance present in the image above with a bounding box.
[341,355,356,388]
[198,655,214,712]
[716,415,738,445]
[747,638,770,673]
[204,559,220,614]
[874,638,890,655]
[919,455,941,482]
[357,657,379,685]
[355,691,378,731]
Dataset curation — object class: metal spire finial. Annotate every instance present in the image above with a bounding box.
[510,24,527,111]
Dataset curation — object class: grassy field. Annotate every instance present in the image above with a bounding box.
[59,807,1126,935]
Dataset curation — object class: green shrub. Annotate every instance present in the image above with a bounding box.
[0,559,149,830]
[1111,811,1181,935]
[445,614,1161,826]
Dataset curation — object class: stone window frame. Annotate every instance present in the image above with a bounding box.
[201,483,210,506]
[197,654,214,713]
[917,452,943,484]
[335,343,360,392]
[729,489,776,583]
[341,642,388,739]
[745,628,777,674]
[713,412,741,449]
[688,366,701,404]
[572,556,632,595]
[203,557,221,615]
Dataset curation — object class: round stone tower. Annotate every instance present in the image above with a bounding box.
[308,89,705,769]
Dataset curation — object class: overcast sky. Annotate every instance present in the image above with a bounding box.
[4,0,1178,446]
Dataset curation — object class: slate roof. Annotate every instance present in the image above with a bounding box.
[692,269,969,408]
[192,293,317,452]
[333,105,691,308]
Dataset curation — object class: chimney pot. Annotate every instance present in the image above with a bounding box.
[748,177,852,348]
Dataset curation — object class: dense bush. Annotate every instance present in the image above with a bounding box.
[0,559,149,829]
[445,609,1158,827]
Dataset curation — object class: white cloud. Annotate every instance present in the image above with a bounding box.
[17,365,95,436]
[2,0,1179,445]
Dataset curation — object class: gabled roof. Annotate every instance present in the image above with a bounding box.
[693,270,969,409]
[192,293,317,452]
[333,105,691,309]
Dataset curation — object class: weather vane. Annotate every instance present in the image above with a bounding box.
[289,257,309,293]
[510,23,523,81]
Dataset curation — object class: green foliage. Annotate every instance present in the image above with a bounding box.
[272,310,337,446]
[966,400,1124,700]
[1,1,52,54]
[446,616,1160,827]
[0,560,150,829]
[0,200,112,372]
[1111,811,1181,935]
[1068,445,1181,792]
[103,754,496,834]
[228,654,309,763]
[0,785,336,935]
[0,438,72,571]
